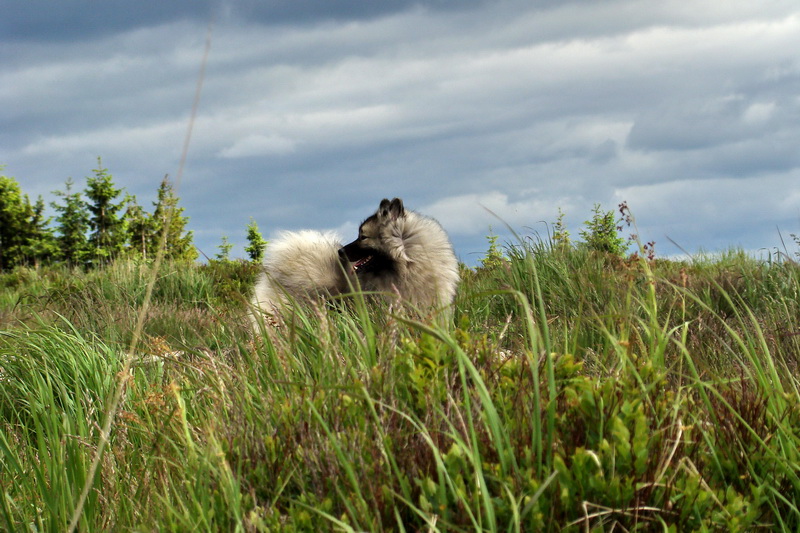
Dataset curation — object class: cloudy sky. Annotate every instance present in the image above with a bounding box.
[2,1,800,265]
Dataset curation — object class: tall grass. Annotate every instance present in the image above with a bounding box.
[2,242,800,530]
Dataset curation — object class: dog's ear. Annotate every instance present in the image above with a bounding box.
[389,198,405,219]
[379,197,405,220]
[379,198,391,216]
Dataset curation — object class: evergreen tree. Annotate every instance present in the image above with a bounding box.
[22,196,58,268]
[150,176,198,262]
[579,203,628,256]
[51,178,90,266]
[244,218,268,262]
[122,194,153,260]
[479,229,505,270]
[552,208,571,250]
[0,173,32,270]
[215,235,233,262]
[85,157,126,264]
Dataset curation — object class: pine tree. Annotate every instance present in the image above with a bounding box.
[122,194,153,260]
[244,218,268,262]
[479,228,505,270]
[579,203,628,256]
[85,157,126,264]
[216,235,233,262]
[51,178,90,266]
[552,208,571,250]
[0,173,32,270]
[150,176,198,262]
[23,196,58,268]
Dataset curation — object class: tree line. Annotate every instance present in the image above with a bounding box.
[0,158,198,271]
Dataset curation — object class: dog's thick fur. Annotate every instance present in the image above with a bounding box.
[249,230,352,324]
[340,197,459,309]
[250,198,459,326]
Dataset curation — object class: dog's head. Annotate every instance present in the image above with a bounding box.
[339,198,404,275]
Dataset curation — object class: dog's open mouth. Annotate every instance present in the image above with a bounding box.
[352,255,373,272]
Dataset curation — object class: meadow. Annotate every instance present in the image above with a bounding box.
[1,236,800,531]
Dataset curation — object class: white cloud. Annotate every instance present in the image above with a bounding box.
[421,191,571,236]
[218,134,297,158]
[611,170,800,253]
[742,102,776,124]
[20,121,185,158]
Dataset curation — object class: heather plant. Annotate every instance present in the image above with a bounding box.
[791,231,800,261]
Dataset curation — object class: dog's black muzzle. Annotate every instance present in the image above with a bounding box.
[340,240,377,274]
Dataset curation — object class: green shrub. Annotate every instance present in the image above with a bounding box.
[579,203,628,256]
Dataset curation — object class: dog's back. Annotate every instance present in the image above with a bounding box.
[250,230,349,325]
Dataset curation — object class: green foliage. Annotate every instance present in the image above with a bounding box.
[216,235,233,262]
[0,173,36,270]
[51,177,90,266]
[22,196,59,268]
[149,176,198,262]
[85,157,127,265]
[579,202,628,256]
[551,207,570,249]
[480,229,506,270]
[197,258,260,309]
[122,194,153,260]
[1,161,204,269]
[0,161,323,270]
[244,218,268,263]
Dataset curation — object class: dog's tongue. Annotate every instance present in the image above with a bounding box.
[353,256,372,269]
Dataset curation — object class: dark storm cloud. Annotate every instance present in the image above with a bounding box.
[0,3,214,41]
[0,0,491,42]
[227,0,491,24]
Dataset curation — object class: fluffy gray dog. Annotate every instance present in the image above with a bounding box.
[250,198,459,326]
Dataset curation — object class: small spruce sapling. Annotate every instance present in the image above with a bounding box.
[552,207,571,250]
[480,228,505,269]
[216,235,233,262]
[579,203,628,256]
[244,218,268,263]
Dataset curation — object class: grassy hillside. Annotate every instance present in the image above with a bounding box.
[1,241,800,531]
